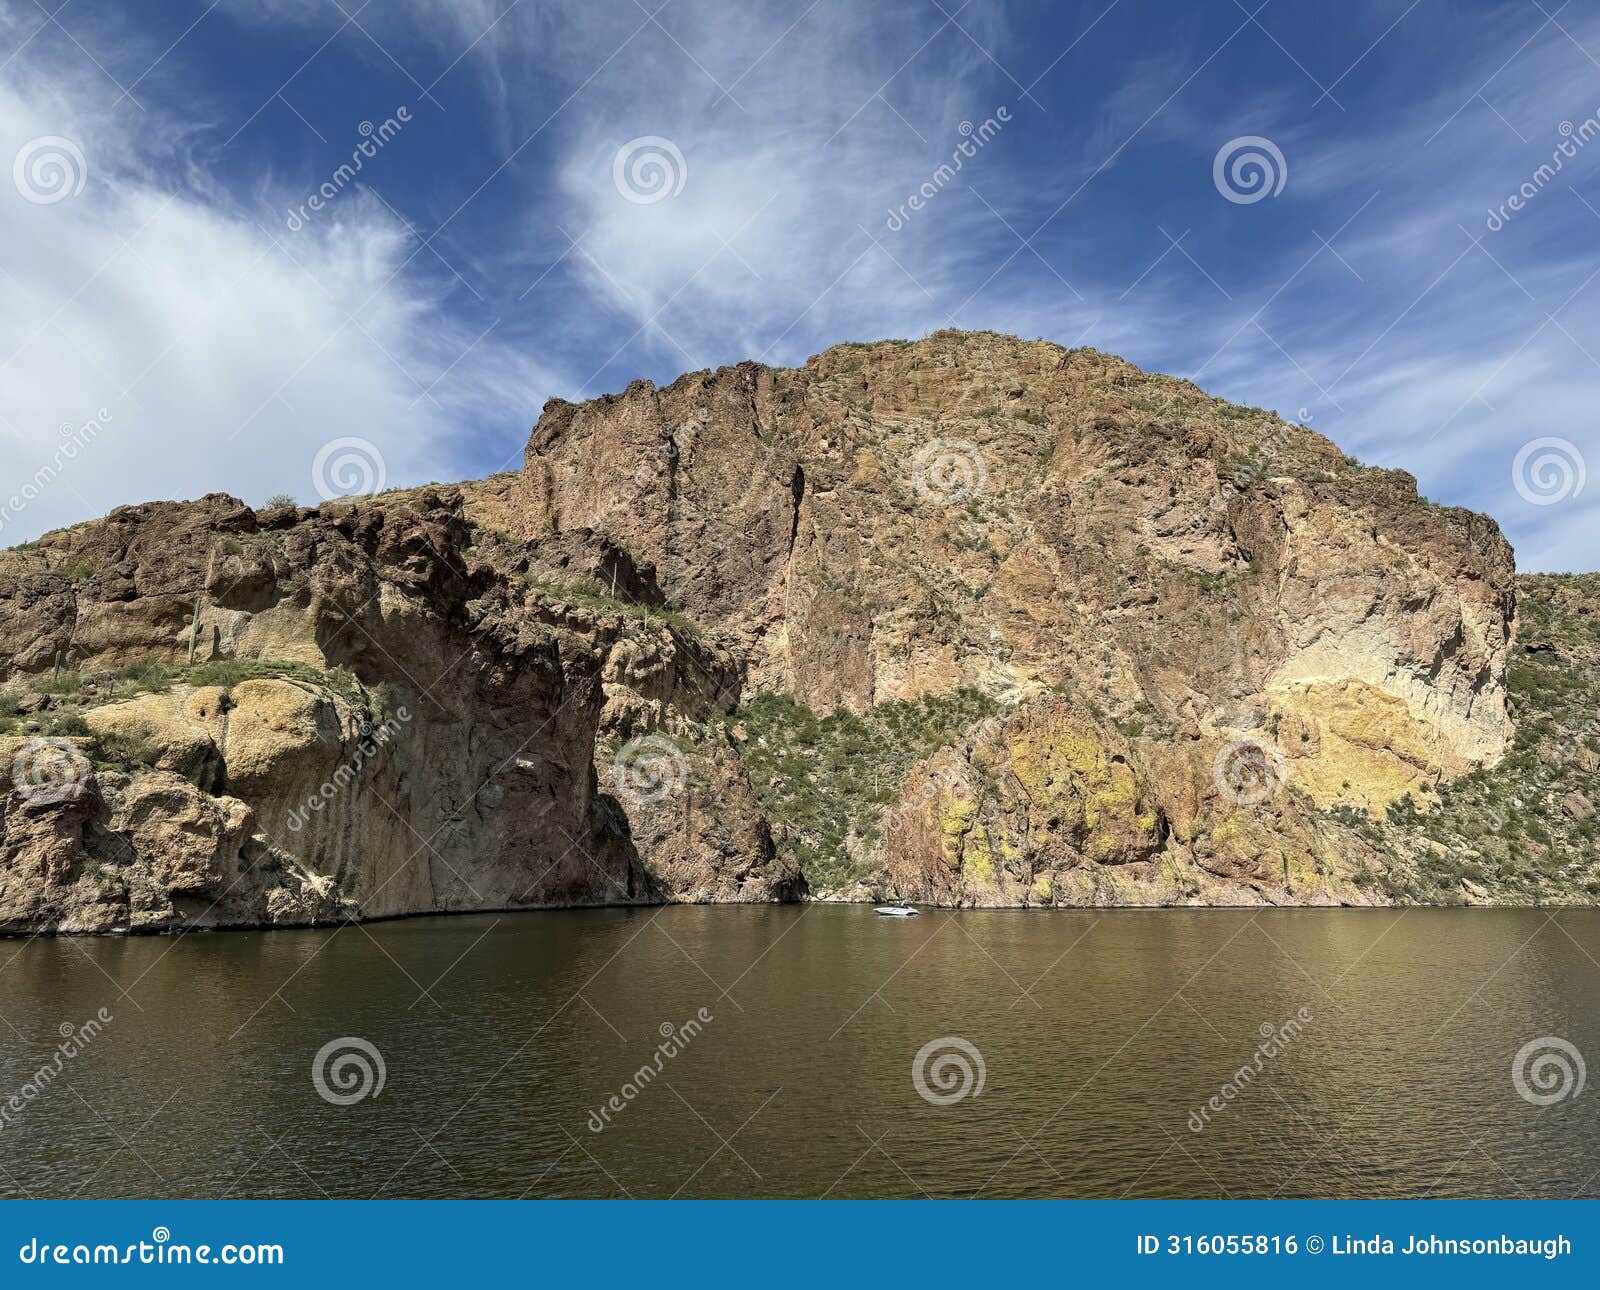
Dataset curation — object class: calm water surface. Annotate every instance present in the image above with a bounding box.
[0,906,1596,1198]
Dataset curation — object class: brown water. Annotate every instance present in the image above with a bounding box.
[0,905,1596,1198]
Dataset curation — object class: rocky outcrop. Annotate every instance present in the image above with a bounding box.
[503,331,1516,907]
[881,697,1377,908]
[884,699,1167,905]
[512,336,1512,783]
[0,489,799,932]
[1,331,1535,930]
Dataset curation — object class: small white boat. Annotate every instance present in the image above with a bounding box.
[874,899,919,917]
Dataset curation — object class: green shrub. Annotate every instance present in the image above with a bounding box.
[526,576,704,638]
[42,709,90,737]
[90,730,160,771]
[35,670,84,696]
[733,687,1001,890]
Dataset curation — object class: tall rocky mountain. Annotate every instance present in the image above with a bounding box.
[2,331,1593,933]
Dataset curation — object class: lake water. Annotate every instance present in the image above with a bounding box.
[0,906,1596,1199]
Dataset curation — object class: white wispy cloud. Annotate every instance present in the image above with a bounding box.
[0,1,556,544]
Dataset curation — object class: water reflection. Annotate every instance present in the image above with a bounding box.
[0,906,1595,1198]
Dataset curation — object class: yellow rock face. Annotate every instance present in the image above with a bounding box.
[887,697,1165,904]
[1001,708,1160,859]
[1267,678,1457,813]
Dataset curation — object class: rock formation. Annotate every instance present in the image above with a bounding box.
[2,329,1566,933]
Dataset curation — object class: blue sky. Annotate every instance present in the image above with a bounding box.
[1,0,1597,569]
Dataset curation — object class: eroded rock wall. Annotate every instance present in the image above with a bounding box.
[1,331,1521,927]
[0,490,799,932]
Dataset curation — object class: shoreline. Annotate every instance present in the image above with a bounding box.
[5,894,1595,938]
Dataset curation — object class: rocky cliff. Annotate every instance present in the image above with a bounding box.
[2,329,1583,933]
